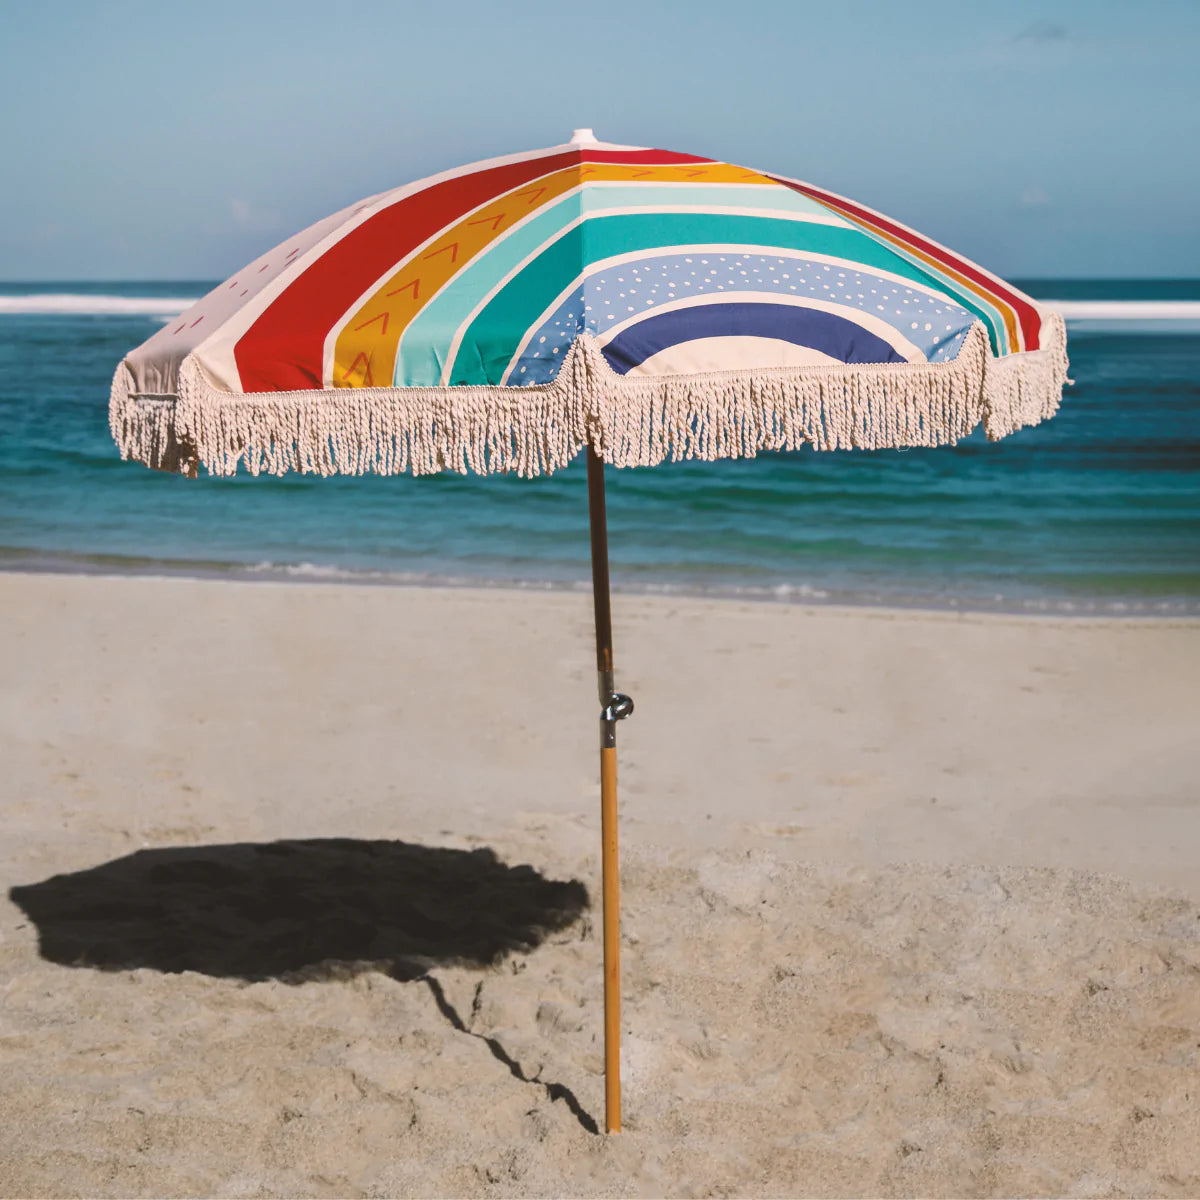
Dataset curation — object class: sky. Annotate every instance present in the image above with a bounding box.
[0,0,1197,281]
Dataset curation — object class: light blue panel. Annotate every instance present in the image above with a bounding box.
[512,250,978,383]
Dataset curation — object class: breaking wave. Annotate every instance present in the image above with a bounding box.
[0,294,196,315]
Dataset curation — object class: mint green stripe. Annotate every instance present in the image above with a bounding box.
[447,225,585,385]
[395,185,845,386]
[444,212,960,385]
[395,193,582,387]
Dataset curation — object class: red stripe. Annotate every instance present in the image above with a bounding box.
[234,148,711,392]
[774,178,1042,351]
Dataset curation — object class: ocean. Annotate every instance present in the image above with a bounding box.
[1,280,1198,615]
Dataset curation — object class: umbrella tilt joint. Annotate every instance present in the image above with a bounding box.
[598,673,634,749]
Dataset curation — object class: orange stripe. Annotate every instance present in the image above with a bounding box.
[331,161,778,387]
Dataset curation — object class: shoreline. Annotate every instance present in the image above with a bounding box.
[3,554,1198,623]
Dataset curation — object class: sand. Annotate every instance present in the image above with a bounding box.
[1,570,1198,1197]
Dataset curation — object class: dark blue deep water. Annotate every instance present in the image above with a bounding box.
[1,281,1198,614]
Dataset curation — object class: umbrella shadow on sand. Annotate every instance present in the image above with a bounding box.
[9,838,598,1133]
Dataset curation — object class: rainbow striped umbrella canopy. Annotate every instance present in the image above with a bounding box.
[111,130,1067,479]
[109,130,1070,1135]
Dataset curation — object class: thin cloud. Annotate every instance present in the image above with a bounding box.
[229,198,282,232]
[1014,20,1069,42]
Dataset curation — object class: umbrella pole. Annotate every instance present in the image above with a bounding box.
[586,443,632,1135]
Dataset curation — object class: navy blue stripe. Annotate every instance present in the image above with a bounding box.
[601,302,907,374]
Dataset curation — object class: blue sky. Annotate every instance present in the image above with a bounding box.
[1,0,1196,280]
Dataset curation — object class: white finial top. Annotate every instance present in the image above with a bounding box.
[569,128,597,145]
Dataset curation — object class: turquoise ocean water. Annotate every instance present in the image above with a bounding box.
[1,280,1198,615]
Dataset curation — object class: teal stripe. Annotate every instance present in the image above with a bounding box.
[444,212,966,385]
[395,193,582,387]
[395,184,847,386]
[449,225,585,386]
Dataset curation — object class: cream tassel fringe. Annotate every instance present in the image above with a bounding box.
[110,317,1069,479]
[981,310,1071,440]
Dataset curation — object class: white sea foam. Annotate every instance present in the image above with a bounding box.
[247,561,382,582]
[1,293,1198,323]
[0,291,1195,328]
[0,294,197,315]
[1045,300,1200,321]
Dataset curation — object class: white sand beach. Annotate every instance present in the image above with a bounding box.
[1,570,1198,1197]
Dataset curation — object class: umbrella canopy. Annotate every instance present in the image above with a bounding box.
[108,130,1068,1136]
[110,130,1067,480]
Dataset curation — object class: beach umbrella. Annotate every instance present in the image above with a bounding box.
[110,129,1068,1134]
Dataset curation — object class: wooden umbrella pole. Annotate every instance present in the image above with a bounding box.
[586,443,632,1135]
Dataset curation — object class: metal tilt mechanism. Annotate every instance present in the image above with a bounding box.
[586,444,633,1135]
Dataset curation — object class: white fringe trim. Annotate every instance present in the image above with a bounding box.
[109,317,1069,478]
[981,310,1070,440]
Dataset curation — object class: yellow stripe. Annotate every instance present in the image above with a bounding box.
[332,161,775,387]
